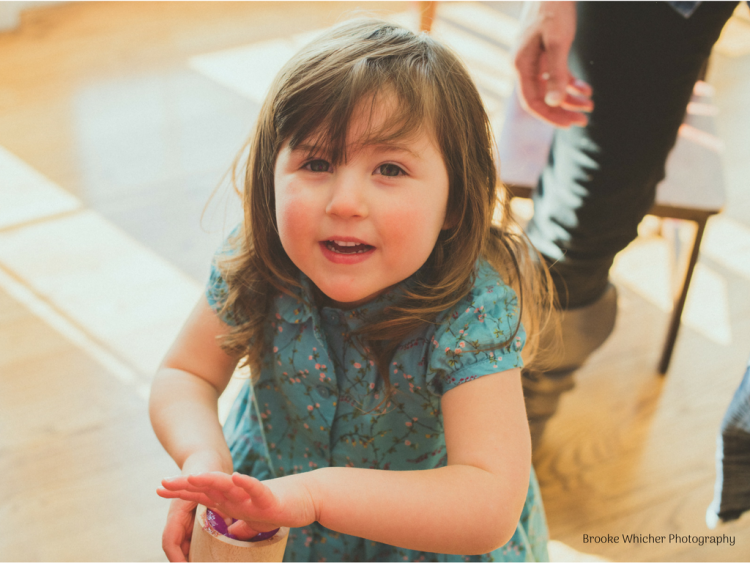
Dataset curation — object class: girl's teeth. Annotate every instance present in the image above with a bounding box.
[326,241,371,254]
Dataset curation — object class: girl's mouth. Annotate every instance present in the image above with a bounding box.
[324,240,374,254]
[319,240,375,264]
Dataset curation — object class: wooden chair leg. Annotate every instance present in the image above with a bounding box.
[418,1,437,33]
[658,217,708,375]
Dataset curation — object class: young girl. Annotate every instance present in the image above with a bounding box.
[150,18,554,563]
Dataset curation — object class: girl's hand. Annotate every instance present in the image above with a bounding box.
[162,498,198,562]
[159,450,233,561]
[158,472,319,540]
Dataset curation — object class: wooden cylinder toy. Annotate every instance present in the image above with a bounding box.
[189,504,289,562]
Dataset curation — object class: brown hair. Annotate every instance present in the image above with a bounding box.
[217,18,556,396]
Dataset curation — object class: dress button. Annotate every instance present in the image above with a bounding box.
[316,385,331,398]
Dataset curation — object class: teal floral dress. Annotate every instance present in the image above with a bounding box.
[206,243,549,562]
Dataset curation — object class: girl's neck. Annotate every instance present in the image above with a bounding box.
[311,283,395,311]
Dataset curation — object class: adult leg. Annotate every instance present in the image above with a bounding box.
[523,1,738,447]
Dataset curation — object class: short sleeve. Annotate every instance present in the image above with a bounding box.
[426,262,525,396]
[205,225,247,327]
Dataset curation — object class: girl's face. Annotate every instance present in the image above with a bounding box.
[274,102,450,309]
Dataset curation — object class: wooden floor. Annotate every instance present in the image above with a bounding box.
[1,2,750,561]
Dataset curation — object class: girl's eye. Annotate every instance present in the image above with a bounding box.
[304,159,330,172]
[376,163,405,177]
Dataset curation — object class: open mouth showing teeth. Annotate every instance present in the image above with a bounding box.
[324,240,374,254]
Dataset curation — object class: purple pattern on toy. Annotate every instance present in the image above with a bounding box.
[205,508,279,542]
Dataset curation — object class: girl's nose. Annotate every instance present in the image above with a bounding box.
[325,173,369,219]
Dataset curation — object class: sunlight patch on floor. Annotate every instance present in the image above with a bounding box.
[0,210,202,374]
[684,263,732,346]
[612,232,732,347]
[612,237,673,312]
[0,146,201,380]
[190,36,309,105]
[702,215,750,281]
[0,146,81,229]
[0,265,150,399]
[0,147,253,407]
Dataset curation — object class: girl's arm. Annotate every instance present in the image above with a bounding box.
[159,367,531,555]
[308,367,531,554]
[149,296,240,474]
[150,297,241,561]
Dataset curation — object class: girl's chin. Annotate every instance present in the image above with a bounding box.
[313,285,386,310]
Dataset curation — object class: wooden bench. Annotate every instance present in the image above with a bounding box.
[497,84,726,374]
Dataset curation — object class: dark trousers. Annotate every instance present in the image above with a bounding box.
[522,1,737,447]
[526,1,738,309]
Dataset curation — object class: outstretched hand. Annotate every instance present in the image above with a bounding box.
[513,1,593,127]
[158,472,317,540]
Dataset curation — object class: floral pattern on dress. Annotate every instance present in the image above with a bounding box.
[210,238,548,562]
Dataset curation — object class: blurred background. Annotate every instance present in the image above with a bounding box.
[1,1,749,561]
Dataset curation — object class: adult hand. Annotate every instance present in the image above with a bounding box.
[513,1,593,127]
[158,472,318,540]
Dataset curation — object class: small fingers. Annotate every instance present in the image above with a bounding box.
[187,473,247,503]
[185,471,229,488]
[163,538,187,563]
[232,473,277,510]
[161,476,190,490]
[180,539,191,562]
[163,474,217,492]
[163,474,234,505]
[161,503,194,562]
[210,507,234,527]
[157,488,215,507]
[227,519,264,540]
[161,477,216,497]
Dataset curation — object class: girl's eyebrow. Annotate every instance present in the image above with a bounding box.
[370,143,420,159]
[292,143,328,155]
[291,142,420,159]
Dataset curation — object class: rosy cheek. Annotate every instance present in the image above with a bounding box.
[277,205,302,247]
[383,204,441,254]
[380,207,410,237]
[276,184,315,255]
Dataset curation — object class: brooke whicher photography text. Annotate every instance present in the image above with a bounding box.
[583,533,736,547]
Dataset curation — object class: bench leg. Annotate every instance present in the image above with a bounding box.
[658,217,708,375]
